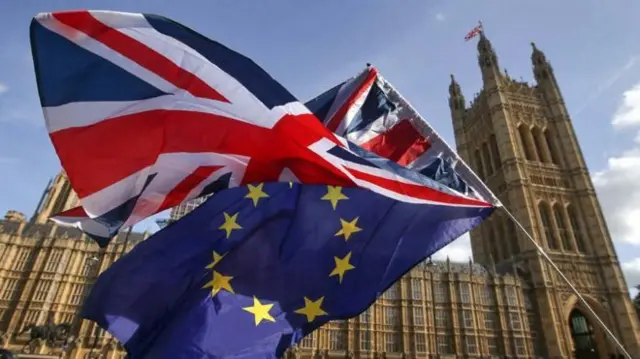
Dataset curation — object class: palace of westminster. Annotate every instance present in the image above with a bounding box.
[1,34,639,359]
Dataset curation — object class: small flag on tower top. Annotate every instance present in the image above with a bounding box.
[464,22,483,41]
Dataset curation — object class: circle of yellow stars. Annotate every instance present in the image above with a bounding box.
[202,184,364,327]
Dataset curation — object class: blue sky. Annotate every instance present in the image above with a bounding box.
[2,1,640,290]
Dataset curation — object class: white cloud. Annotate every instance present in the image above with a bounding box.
[593,84,640,246]
[0,82,7,94]
[433,233,472,262]
[612,83,640,128]
[622,258,640,288]
[592,81,640,297]
[434,13,446,22]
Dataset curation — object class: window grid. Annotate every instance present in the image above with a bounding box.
[384,306,400,326]
[382,283,399,300]
[360,330,371,351]
[505,287,517,306]
[461,310,473,328]
[435,309,449,328]
[33,280,52,302]
[1,279,17,300]
[436,335,452,354]
[300,332,315,348]
[14,248,29,271]
[328,330,346,350]
[465,336,477,354]
[459,283,471,304]
[515,337,527,355]
[509,312,522,330]
[384,332,400,353]
[414,333,426,353]
[412,306,424,326]
[44,249,63,272]
[411,278,423,300]
[434,282,447,303]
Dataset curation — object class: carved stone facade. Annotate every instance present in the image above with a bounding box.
[0,200,150,358]
[450,33,640,358]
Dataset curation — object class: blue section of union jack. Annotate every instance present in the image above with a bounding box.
[30,11,493,245]
[304,66,498,203]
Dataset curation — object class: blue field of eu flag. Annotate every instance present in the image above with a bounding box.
[81,183,494,359]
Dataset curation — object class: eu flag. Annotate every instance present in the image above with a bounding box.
[81,183,493,358]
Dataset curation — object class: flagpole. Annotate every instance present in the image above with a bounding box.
[380,64,632,358]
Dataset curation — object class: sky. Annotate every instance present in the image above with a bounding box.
[1,1,640,295]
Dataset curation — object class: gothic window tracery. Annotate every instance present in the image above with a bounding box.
[517,125,535,161]
[566,205,587,253]
[482,142,493,176]
[505,218,519,256]
[489,134,501,169]
[531,126,545,161]
[553,203,573,251]
[488,220,500,263]
[474,149,485,179]
[538,202,558,250]
[543,129,559,165]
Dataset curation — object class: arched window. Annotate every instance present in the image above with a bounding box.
[489,135,501,170]
[531,126,547,163]
[543,129,559,165]
[505,219,519,256]
[482,142,493,176]
[518,126,535,161]
[569,309,598,355]
[491,221,501,262]
[474,149,485,180]
[553,203,573,251]
[538,202,558,250]
[566,205,587,253]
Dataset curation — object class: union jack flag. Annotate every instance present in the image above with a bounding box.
[464,23,483,41]
[31,10,492,245]
[304,65,497,203]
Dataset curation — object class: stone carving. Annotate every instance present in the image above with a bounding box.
[17,322,72,353]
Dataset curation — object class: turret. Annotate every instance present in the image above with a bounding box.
[477,32,501,89]
[532,43,553,84]
[33,171,78,224]
[449,74,470,163]
[448,74,465,112]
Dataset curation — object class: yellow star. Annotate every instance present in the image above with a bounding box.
[245,183,269,207]
[243,296,276,326]
[294,297,328,322]
[321,186,349,210]
[335,217,362,241]
[329,252,356,283]
[205,251,226,269]
[203,271,234,296]
[219,212,242,239]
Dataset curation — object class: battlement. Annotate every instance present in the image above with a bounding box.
[0,211,150,250]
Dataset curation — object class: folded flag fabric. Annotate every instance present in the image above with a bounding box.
[29,10,489,245]
[304,66,497,203]
[81,182,494,358]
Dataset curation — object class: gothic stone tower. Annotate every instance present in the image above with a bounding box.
[449,32,640,358]
[33,171,79,224]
